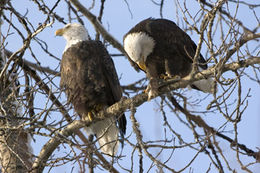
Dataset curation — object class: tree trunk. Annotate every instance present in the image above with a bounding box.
[0,1,33,172]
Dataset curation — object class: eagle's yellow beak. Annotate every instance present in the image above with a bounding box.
[137,61,146,71]
[55,28,64,36]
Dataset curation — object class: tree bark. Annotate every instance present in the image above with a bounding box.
[0,1,33,172]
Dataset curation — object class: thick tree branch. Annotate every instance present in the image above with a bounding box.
[98,55,260,159]
[31,119,119,173]
[31,120,83,172]
[100,56,260,119]
[31,120,120,173]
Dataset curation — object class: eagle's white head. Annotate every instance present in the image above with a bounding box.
[123,32,155,70]
[55,23,90,52]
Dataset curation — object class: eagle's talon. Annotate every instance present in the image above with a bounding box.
[146,78,159,100]
[160,74,169,80]
[144,87,149,93]
[172,75,181,80]
[87,112,93,121]
[147,88,158,101]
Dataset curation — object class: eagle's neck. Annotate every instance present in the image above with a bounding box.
[64,39,84,52]
[63,30,89,52]
[124,32,155,63]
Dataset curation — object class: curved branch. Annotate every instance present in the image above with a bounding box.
[97,56,260,161]
[68,0,140,71]
[31,119,119,173]
[101,56,260,119]
[31,120,84,172]
[5,49,60,76]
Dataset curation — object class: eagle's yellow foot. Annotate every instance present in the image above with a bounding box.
[147,88,158,101]
[164,73,181,80]
[88,112,93,122]
[144,87,149,93]
[160,74,169,80]
[170,75,181,80]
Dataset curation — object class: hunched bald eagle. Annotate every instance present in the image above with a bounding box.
[123,18,214,99]
[56,23,126,156]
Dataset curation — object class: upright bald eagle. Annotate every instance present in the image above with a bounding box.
[56,23,126,156]
[124,18,214,99]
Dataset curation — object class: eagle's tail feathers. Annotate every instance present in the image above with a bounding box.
[87,117,119,156]
[191,78,215,93]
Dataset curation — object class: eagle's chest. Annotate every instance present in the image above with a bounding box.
[62,56,106,101]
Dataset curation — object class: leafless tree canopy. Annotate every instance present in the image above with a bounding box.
[0,0,260,172]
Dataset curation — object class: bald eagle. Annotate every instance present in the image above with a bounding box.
[123,18,214,99]
[56,23,126,156]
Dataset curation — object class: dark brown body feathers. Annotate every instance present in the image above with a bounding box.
[60,40,126,135]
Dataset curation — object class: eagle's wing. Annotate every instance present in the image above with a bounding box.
[98,41,127,136]
[60,49,78,103]
[99,42,122,103]
[147,18,208,69]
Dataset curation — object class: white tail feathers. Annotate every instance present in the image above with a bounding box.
[85,117,119,156]
[192,78,215,93]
